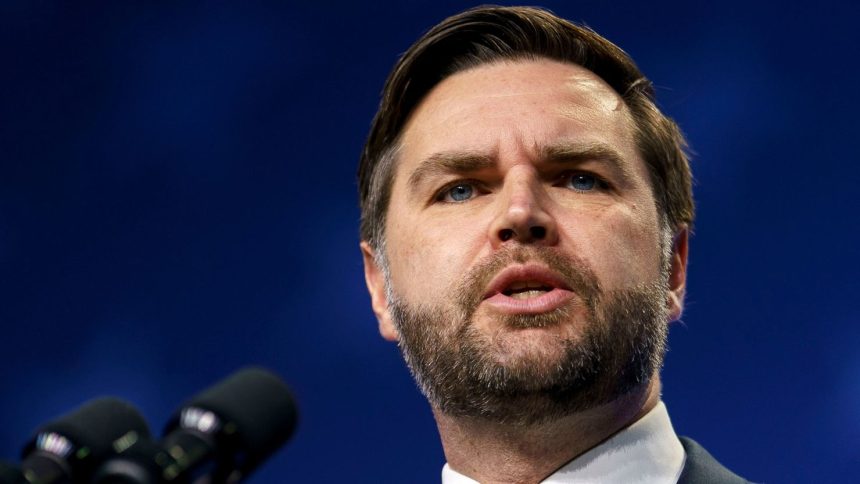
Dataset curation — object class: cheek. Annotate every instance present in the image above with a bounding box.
[385,213,485,303]
[560,203,663,287]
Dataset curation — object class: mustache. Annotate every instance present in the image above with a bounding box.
[454,246,602,315]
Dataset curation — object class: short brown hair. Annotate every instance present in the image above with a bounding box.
[358,5,694,248]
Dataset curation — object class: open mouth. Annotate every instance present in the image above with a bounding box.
[502,281,554,299]
[480,264,575,314]
[483,264,569,300]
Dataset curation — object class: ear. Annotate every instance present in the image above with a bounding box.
[360,241,400,342]
[666,226,689,322]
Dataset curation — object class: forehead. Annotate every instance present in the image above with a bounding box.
[398,58,637,163]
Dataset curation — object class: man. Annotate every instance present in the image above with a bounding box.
[358,6,749,483]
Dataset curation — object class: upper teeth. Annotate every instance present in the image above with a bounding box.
[505,281,550,293]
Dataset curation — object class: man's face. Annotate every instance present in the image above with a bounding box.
[362,59,687,423]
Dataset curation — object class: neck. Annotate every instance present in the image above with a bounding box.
[435,378,662,484]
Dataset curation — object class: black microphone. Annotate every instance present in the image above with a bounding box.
[93,367,298,484]
[19,397,151,484]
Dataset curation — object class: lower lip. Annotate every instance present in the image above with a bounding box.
[482,288,575,315]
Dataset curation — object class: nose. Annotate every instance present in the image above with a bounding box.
[488,167,559,248]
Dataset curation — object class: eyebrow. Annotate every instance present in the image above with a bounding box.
[539,141,635,185]
[407,151,495,191]
[407,141,636,192]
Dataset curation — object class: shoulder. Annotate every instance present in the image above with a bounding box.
[677,436,753,484]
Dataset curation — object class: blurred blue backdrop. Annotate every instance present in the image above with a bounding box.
[1,1,858,482]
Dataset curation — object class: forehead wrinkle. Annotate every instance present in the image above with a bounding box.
[406,151,496,192]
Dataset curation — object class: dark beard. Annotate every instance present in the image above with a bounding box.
[388,246,669,426]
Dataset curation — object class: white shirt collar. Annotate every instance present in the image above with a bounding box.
[441,401,686,484]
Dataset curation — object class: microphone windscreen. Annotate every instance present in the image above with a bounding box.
[168,367,297,467]
[25,397,151,463]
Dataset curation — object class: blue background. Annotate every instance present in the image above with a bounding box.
[1,1,858,482]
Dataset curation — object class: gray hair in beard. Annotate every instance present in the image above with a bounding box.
[384,245,671,426]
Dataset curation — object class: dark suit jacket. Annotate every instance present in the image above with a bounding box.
[677,436,751,484]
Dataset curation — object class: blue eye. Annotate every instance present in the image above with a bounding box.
[443,184,475,202]
[566,174,597,191]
